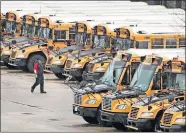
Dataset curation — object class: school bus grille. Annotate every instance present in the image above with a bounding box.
[130,107,139,118]
[102,97,112,110]
[11,51,17,58]
[66,60,72,69]
[88,63,94,72]
[74,93,82,105]
[163,113,173,124]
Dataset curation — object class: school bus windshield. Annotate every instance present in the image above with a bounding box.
[129,64,157,92]
[100,60,126,87]
[164,73,185,91]
[38,27,52,39]
[4,20,17,33]
[22,23,36,36]
[93,35,109,49]
[75,32,90,46]
[113,38,132,50]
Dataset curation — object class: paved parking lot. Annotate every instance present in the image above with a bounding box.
[1,66,124,132]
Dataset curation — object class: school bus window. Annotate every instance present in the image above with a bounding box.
[22,23,36,36]
[129,64,157,91]
[121,66,130,85]
[179,38,185,47]
[152,70,161,90]
[38,27,52,39]
[135,41,148,49]
[113,38,132,50]
[93,35,109,48]
[54,30,66,40]
[152,38,163,49]
[164,73,185,91]
[166,38,177,48]
[75,32,89,46]
[4,20,17,33]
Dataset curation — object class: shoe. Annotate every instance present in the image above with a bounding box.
[31,88,34,93]
[40,91,47,93]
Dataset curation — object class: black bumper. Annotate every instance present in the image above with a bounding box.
[159,124,186,132]
[73,104,98,118]
[85,72,104,81]
[1,55,10,63]
[9,58,27,67]
[101,111,128,124]
[50,65,64,74]
[127,118,154,131]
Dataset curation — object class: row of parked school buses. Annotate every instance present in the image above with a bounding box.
[0,10,185,132]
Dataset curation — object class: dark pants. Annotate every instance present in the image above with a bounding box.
[31,74,44,92]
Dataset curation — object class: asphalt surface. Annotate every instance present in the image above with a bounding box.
[1,66,126,132]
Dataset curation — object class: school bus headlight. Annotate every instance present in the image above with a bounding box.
[54,60,62,65]
[116,104,128,110]
[95,67,105,72]
[175,118,185,124]
[141,112,154,117]
[17,53,25,58]
[85,99,97,104]
[73,63,83,68]
[3,50,10,55]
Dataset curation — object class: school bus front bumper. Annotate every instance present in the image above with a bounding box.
[73,104,98,118]
[159,124,186,132]
[127,118,154,131]
[101,110,128,124]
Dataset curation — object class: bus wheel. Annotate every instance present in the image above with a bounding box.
[4,63,16,69]
[27,54,46,72]
[112,122,127,131]
[83,116,99,124]
[54,73,66,79]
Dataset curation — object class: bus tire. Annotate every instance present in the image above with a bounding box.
[112,122,127,131]
[83,116,99,124]
[27,54,46,73]
[54,73,66,79]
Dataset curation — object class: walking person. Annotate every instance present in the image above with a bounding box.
[31,59,47,93]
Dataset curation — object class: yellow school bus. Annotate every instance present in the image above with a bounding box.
[127,57,185,131]
[115,26,185,49]
[70,49,183,126]
[83,26,185,81]
[45,21,93,79]
[1,13,39,68]
[63,23,116,81]
[8,16,67,72]
[159,100,186,132]
[2,11,23,39]
[100,51,184,130]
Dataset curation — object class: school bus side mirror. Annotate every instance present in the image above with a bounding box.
[68,49,73,53]
[12,40,16,44]
[182,111,186,117]
[92,52,96,56]
[168,95,174,103]
[162,83,167,89]
[48,46,54,51]
[140,56,146,62]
